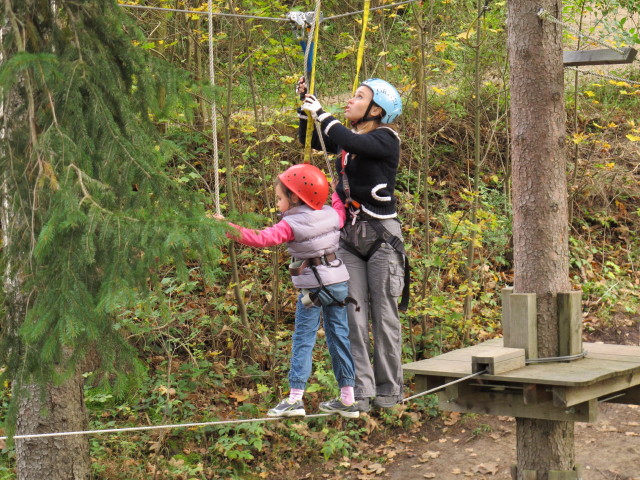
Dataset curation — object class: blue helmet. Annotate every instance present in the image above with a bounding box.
[361,78,402,123]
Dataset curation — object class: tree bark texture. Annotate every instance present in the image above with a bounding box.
[15,376,90,480]
[507,1,574,478]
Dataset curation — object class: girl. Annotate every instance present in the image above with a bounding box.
[298,78,408,412]
[219,163,359,418]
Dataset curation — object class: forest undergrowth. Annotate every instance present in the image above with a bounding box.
[2,1,640,478]
[5,90,639,479]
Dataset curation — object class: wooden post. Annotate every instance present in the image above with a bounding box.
[557,291,582,357]
[502,286,514,339]
[506,293,537,359]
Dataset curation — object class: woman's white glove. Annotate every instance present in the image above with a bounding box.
[302,94,324,119]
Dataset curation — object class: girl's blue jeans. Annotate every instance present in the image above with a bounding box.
[288,281,356,390]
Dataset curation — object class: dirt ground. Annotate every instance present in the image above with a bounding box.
[302,315,640,480]
[380,402,640,480]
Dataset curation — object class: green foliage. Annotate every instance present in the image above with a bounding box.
[0,0,228,420]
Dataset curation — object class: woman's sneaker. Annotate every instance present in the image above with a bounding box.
[267,398,306,417]
[354,397,371,413]
[319,398,360,419]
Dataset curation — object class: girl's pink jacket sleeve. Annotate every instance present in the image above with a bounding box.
[226,196,346,248]
[226,220,294,247]
[332,192,346,228]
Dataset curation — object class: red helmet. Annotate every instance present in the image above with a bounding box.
[278,164,329,210]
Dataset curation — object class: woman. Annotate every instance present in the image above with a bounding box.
[298,78,408,411]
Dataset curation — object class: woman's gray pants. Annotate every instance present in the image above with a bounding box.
[338,218,404,400]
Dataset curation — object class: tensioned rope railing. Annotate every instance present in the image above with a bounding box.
[566,66,640,86]
[537,8,627,55]
[118,0,419,22]
[0,370,488,442]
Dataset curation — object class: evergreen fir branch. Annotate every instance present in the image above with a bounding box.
[0,0,229,407]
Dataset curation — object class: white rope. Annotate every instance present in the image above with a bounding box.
[299,0,335,178]
[0,414,331,441]
[0,371,492,441]
[207,0,221,216]
[401,369,487,403]
[537,8,626,55]
[566,66,640,86]
[119,3,289,21]
[324,0,419,21]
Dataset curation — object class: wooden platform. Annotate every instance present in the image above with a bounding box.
[403,339,640,422]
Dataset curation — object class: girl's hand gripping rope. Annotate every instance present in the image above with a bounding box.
[302,94,324,119]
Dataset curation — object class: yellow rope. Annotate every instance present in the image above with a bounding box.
[304,0,322,163]
[351,0,371,94]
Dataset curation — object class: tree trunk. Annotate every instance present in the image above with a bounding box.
[1,8,90,477]
[15,377,90,480]
[507,1,574,478]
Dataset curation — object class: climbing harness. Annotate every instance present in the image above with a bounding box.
[337,148,410,311]
[339,217,411,312]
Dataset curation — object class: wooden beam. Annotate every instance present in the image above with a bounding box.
[552,369,640,407]
[506,293,537,358]
[563,47,637,66]
[472,347,526,374]
[523,383,553,405]
[601,384,640,405]
[557,291,583,357]
[438,383,597,422]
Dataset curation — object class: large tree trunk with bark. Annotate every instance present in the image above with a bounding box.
[1,14,91,478]
[15,377,90,480]
[507,1,574,478]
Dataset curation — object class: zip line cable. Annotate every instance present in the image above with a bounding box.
[118,1,420,22]
[118,3,290,21]
[0,370,487,442]
[324,0,419,21]
[537,8,627,56]
[566,66,640,86]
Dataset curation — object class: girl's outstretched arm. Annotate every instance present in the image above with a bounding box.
[226,220,294,247]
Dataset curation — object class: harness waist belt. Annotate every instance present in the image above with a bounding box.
[289,253,338,276]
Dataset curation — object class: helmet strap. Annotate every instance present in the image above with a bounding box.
[351,101,382,127]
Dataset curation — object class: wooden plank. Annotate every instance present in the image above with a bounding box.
[438,383,598,422]
[407,354,640,387]
[507,293,537,358]
[501,286,513,340]
[563,47,637,66]
[552,369,640,407]
[523,471,538,480]
[584,342,640,362]
[557,291,583,357]
[472,348,526,374]
[549,470,578,480]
